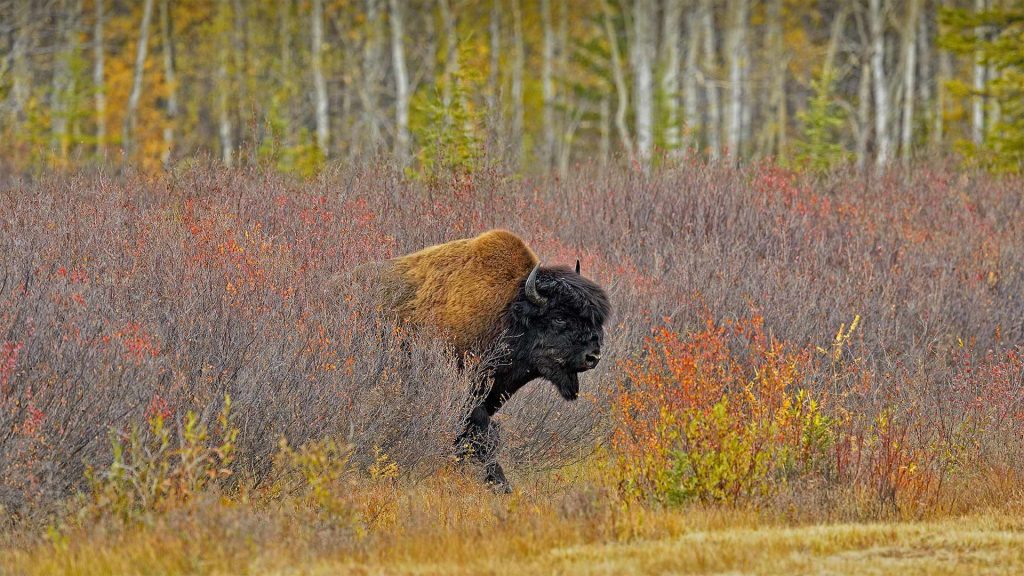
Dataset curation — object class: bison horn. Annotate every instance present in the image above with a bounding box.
[575,259,580,274]
[525,264,547,306]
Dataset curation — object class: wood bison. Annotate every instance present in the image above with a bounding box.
[374,230,610,491]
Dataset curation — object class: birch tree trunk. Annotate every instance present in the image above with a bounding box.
[160,0,178,166]
[439,0,458,116]
[725,0,748,159]
[9,0,31,127]
[217,0,233,166]
[900,0,920,166]
[311,0,329,157]
[94,0,106,157]
[278,0,295,151]
[661,0,683,155]
[541,0,555,168]
[869,0,891,168]
[361,0,382,150]
[701,0,721,160]
[971,0,985,145]
[917,14,933,151]
[633,0,654,166]
[683,9,701,150]
[511,0,525,164]
[123,0,155,157]
[766,0,786,160]
[602,0,633,158]
[487,0,501,145]
[389,0,410,164]
[52,0,81,160]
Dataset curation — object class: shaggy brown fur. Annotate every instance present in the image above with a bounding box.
[380,230,539,353]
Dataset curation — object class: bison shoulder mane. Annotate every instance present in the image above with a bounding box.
[379,229,539,353]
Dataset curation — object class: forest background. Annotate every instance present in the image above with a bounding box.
[0,0,1022,176]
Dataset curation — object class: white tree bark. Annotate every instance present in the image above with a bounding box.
[217,0,233,166]
[725,0,748,159]
[311,0,329,157]
[633,0,654,166]
[971,0,985,145]
[661,0,683,155]
[683,9,700,150]
[389,0,410,164]
[541,0,555,167]
[602,0,633,158]
[869,0,891,168]
[52,0,82,159]
[900,0,920,165]
[361,0,382,150]
[9,0,31,126]
[487,0,500,144]
[94,0,106,157]
[438,0,458,116]
[701,0,721,160]
[511,0,525,163]
[160,0,178,166]
[123,0,155,157]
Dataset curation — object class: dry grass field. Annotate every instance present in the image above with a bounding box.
[2,161,1024,574]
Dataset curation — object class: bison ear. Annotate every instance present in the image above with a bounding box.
[575,259,580,275]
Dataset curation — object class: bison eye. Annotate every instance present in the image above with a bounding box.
[551,318,567,329]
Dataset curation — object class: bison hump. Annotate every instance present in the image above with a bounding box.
[391,230,538,352]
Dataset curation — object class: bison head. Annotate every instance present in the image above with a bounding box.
[505,261,610,401]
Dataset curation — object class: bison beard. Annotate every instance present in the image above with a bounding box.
[369,230,609,492]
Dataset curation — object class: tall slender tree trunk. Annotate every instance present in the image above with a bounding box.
[541,0,555,168]
[725,0,748,160]
[438,0,458,116]
[511,0,525,164]
[853,8,869,169]
[661,0,682,156]
[917,12,932,149]
[767,0,786,160]
[311,0,329,157]
[278,0,295,152]
[231,0,247,151]
[869,0,891,168]
[971,0,986,145]
[633,0,654,166]
[52,0,82,160]
[683,9,701,151]
[487,0,501,146]
[557,0,570,170]
[217,0,233,165]
[123,0,156,158]
[602,0,633,158]
[900,0,920,166]
[160,0,178,166]
[389,0,410,164]
[361,0,382,151]
[701,0,721,160]
[9,0,31,128]
[94,0,106,157]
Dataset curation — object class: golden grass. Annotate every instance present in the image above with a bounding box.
[3,466,1024,576]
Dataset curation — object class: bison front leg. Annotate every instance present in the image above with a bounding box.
[455,405,511,493]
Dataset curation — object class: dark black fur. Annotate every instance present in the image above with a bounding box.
[456,266,610,491]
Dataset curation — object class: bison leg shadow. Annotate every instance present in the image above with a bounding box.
[454,405,511,493]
